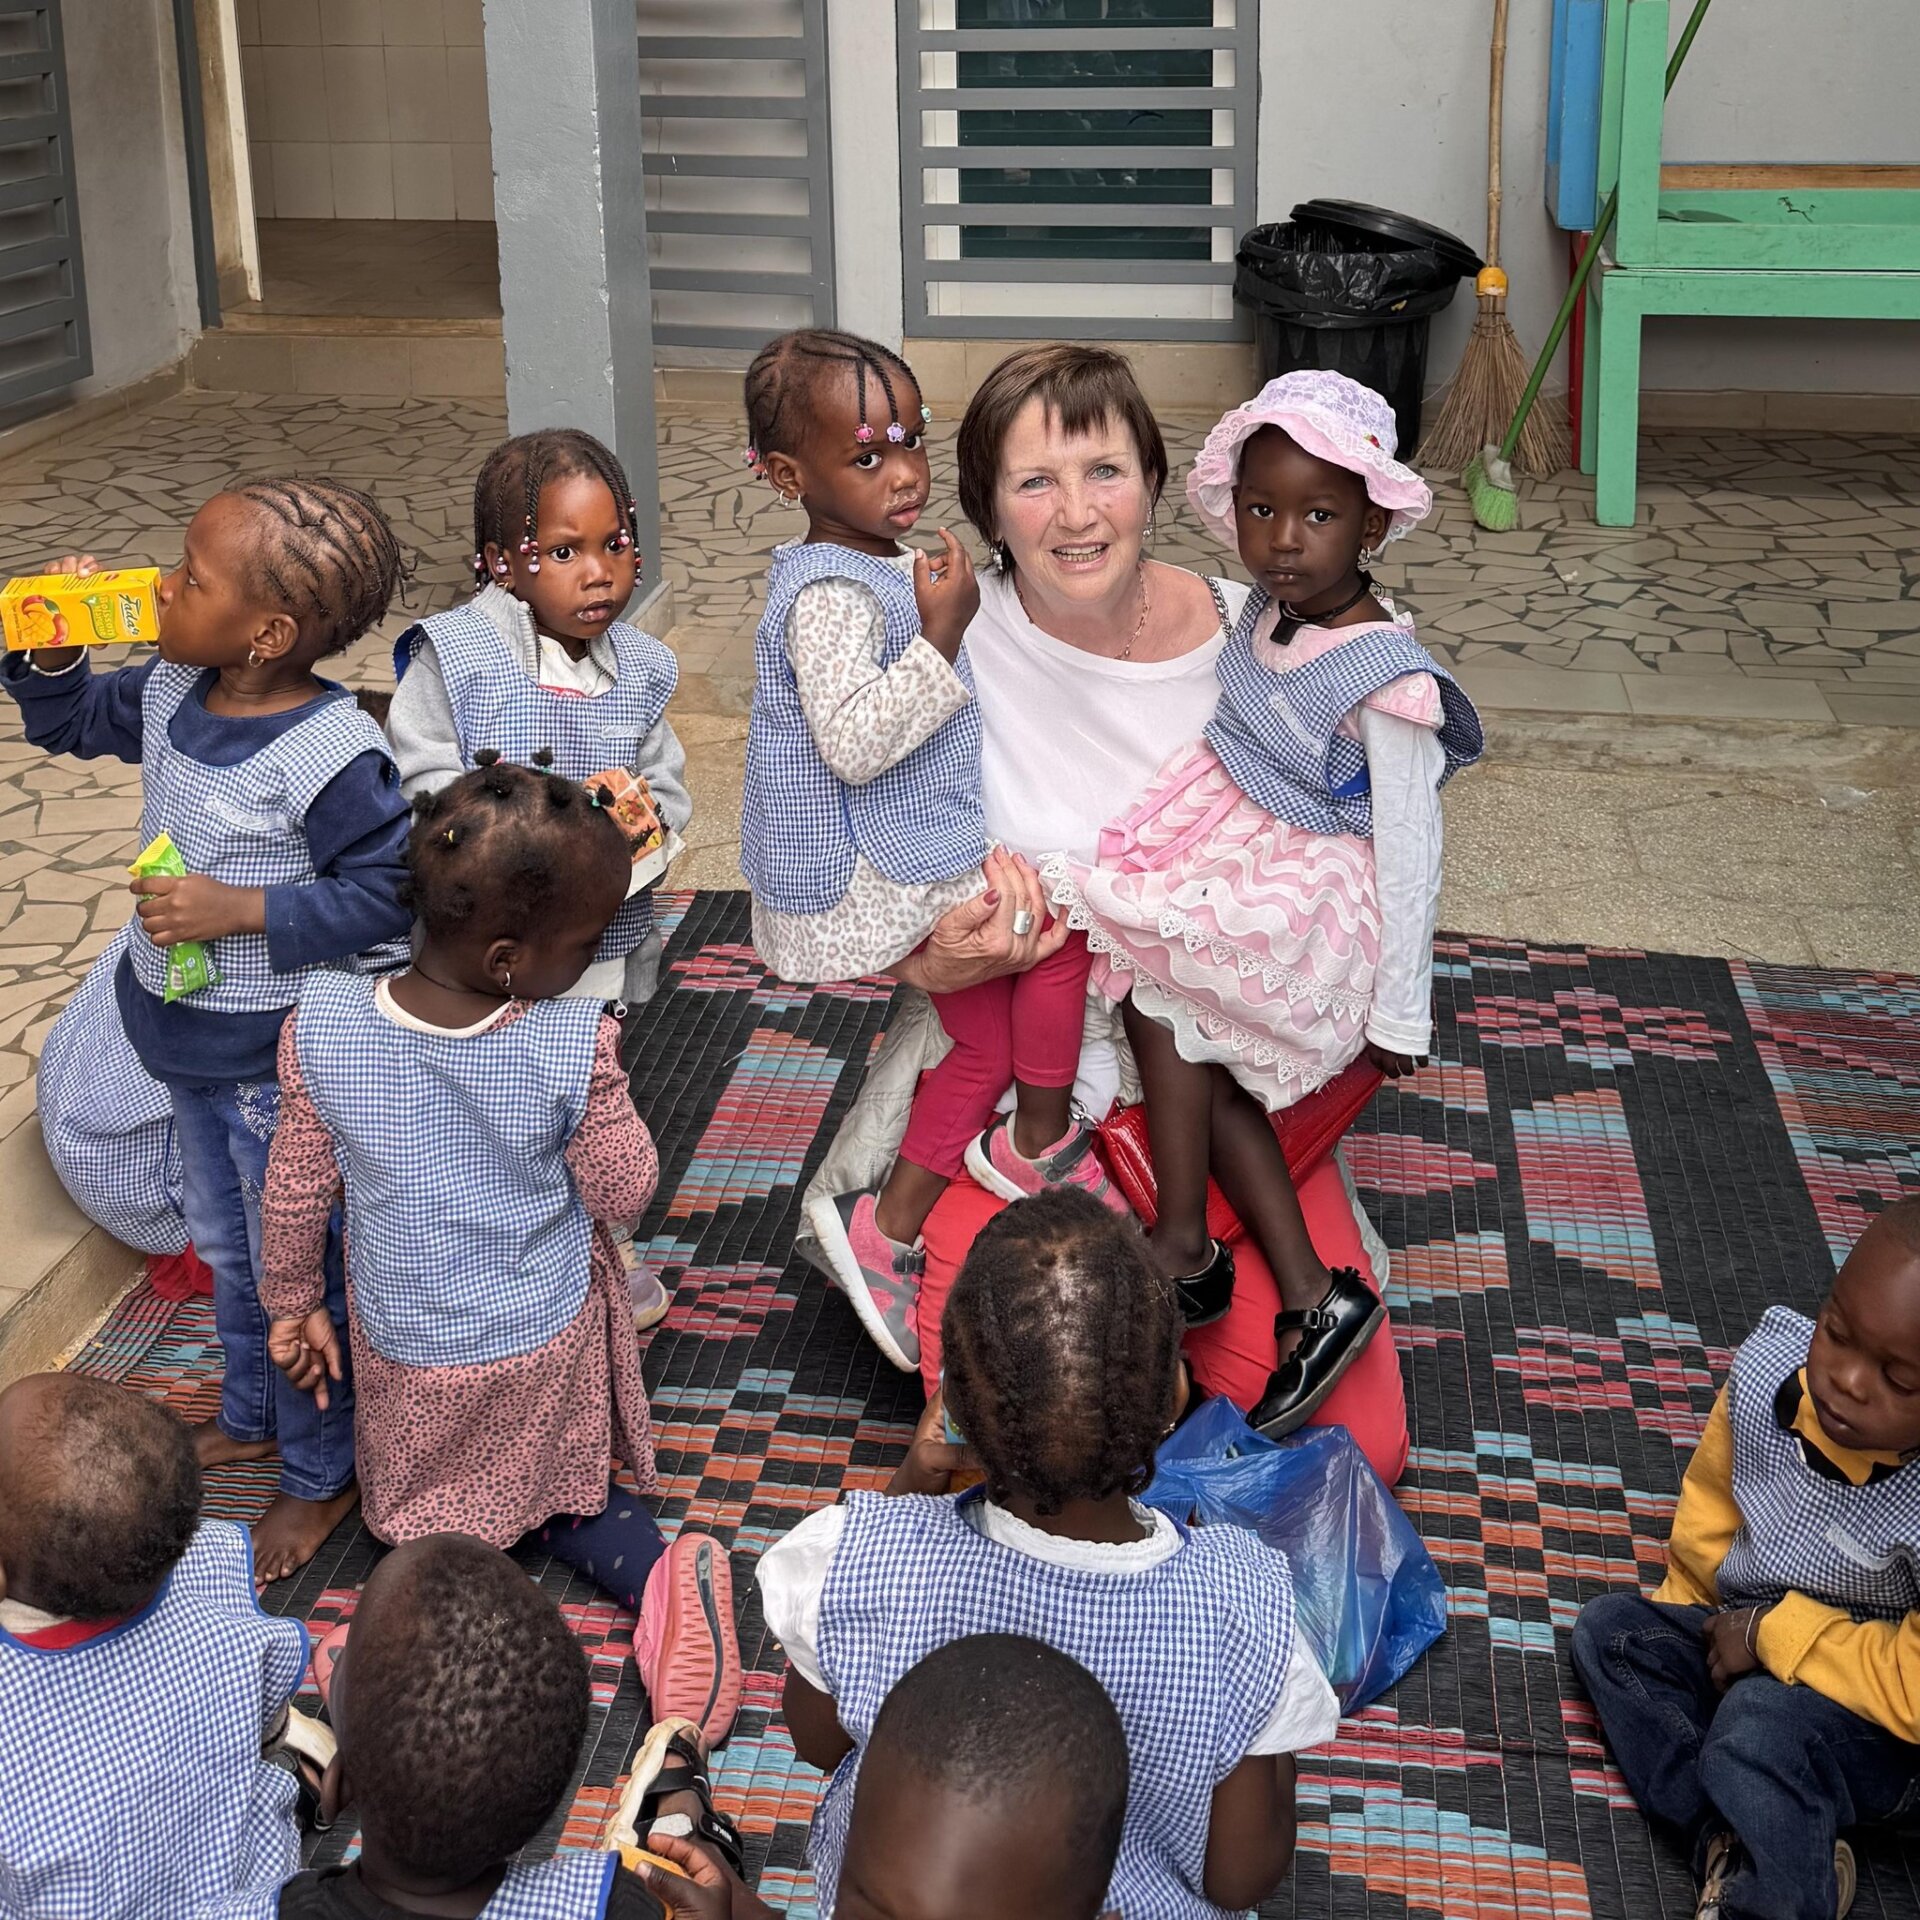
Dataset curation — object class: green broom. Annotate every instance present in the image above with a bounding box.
[1465,0,1716,532]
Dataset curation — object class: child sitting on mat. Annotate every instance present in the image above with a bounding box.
[1572,1197,1920,1920]
[631,1634,1132,1920]
[281,1532,675,1918]
[262,760,739,1736]
[0,1374,324,1920]
[756,1188,1336,1920]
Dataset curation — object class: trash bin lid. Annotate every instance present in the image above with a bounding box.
[1290,200,1482,279]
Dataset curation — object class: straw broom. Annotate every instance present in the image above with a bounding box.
[1420,0,1569,478]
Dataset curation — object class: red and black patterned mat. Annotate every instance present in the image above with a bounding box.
[68,894,1920,1917]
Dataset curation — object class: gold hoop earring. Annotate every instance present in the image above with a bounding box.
[246,647,261,667]
[502,969,513,996]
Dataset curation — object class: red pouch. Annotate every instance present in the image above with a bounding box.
[1094,1059,1383,1239]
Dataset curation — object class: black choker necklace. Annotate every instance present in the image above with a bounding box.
[1280,572,1375,626]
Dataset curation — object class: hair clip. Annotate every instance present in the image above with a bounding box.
[920,404,933,424]
[886,422,906,444]
[586,788,606,809]
[742,446,759,467]
[854,424,874,444]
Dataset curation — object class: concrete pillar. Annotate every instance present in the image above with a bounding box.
[481,0,666,626]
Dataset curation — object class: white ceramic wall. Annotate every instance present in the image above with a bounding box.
[235,0,493,221]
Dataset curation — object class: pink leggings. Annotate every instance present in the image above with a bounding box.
[899,931,1093,1179]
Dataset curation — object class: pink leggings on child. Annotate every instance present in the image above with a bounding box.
[898,931,1093,1179]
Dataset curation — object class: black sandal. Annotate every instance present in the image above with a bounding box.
[604,1715,745,1877]
[1249,1268,1384,1437]
[1173,1240,1235,1327]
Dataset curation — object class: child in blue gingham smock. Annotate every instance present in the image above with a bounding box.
[0,1374,320,1920]
[0,488,413,1591]
[273,1533,670,1919]
[1573,1203,1920,1920]
[387,428,690,1011]
[262,762,681,1627]
[757,1190,1337,1920]
[739,329,1111,1382]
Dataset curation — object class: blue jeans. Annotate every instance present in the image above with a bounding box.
[169,1079,356,1500]
[1572,1591,1920,1920]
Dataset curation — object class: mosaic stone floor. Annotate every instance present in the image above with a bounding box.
[63,894,1920,1918]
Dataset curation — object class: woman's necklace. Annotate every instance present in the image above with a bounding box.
[1014,564,1151,659]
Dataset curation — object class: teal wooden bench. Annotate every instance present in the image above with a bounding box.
[1579,0,1920,524]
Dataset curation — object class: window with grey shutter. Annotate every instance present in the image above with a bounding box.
[0,0,89,408]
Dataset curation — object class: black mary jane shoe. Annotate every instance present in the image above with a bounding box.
[1249,1267,1386,1437]
[1173,1240,1236,1328]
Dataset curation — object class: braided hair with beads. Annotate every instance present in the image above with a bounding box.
[743,328,924,470]
[941,1188,1182,1517]
[471,429,641,584]
[404,753,631,951]
[226,475,406,658]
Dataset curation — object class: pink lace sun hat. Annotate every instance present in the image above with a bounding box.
[1186,369,1433,550]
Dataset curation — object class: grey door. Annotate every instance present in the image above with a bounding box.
[0,0,90,407]
[638,0,836,352]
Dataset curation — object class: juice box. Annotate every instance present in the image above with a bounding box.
[1,569,161,651]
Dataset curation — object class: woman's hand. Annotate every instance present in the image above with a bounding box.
[1363,1041,1426,1080]
[267,1311,343,1410]
[893,848,1069,994]
[129,874,265,944]
[1704,1605,1772,1690]
[885,1389,981,1497]
[913,528,980,662]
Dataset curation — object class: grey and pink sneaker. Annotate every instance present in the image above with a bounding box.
[965,1117,1133,1217]
[804,1189,924,1371]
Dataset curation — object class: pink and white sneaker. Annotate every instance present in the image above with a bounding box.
[965,1117,1133,1217]
[634,1530,742,1750]
[804,1189,924,1371]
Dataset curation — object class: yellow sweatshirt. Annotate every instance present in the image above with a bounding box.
[1655,1379,1920,1743]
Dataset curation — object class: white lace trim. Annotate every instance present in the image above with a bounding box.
[1040,854,1373,1022]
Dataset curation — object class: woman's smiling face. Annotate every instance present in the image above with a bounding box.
[993,398,1155,610]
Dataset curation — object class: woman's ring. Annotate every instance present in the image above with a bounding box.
[928,567,944,583]
[1011,909,1035,936]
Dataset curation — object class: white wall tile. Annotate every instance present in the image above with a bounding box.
[331,142,396,218]
[391,141,456,219]
[450,140,493,221]
[263,45,332,142]
[385,43,449,143]
[247,143,275,218]
[440,0,483,46]
[270,141,335,216]
[324,44,390,141]
[383,0,444,45]
[320,0,384,45]
[257,0,320,45]
[235,0,263,46]
[445,43,488,133]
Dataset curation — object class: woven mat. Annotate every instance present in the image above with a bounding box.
[68,894,1920,1917]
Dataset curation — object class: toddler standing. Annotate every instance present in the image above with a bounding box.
[387,428,691,1008]
[1045,372,1482,1434]
[0,484,413,1581]
[1573,1202,1920,1920]
[739,328,1112,1375]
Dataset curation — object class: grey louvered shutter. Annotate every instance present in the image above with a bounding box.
[0,0,89,408]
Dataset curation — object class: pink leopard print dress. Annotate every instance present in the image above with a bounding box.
[261,1005,658,1546]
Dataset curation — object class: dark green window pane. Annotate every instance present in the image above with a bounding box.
[960,224,1210,261]
[957,108,1211,148]
[956,49,1210,86]
[958,166,1209,205]
[956,0,1213,24]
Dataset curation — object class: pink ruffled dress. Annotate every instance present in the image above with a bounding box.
[1045,610,1442,1112]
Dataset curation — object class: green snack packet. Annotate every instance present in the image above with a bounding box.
[129,832,221,1003]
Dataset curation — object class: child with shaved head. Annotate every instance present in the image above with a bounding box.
[0,1372,314,1918]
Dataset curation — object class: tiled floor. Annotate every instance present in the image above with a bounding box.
[230,219,503,321]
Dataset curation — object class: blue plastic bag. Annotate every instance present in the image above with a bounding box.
[1142,1397,1447,1712]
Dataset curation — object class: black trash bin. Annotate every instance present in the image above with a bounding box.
[1234,201,1482,455]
